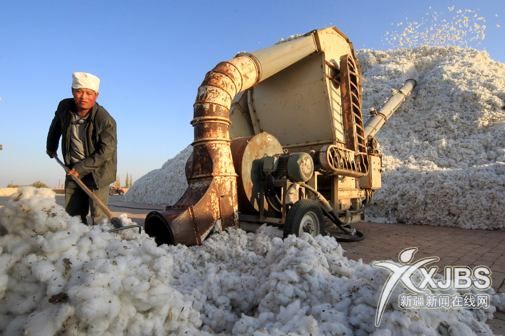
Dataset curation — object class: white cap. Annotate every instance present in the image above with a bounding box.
[72,72,100,93]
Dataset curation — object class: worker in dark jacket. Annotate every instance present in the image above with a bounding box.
[46,72,117,225]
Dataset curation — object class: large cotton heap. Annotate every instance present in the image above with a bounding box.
[0,187,203,335]
[0,187,501,335]
[123,146,192,205]
[358,46,505,229]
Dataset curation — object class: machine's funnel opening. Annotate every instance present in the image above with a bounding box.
[145,211,175,245]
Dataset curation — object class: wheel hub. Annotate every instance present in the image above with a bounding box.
[300,211,318,234]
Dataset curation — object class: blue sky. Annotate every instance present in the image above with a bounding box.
[0,0,503,187]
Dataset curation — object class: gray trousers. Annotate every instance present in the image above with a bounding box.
[65,174,109,225]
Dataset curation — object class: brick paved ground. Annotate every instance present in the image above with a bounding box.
[338,222,505,335]
[339,222,505,294]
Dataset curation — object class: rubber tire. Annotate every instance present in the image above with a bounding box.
[283,199,323,238]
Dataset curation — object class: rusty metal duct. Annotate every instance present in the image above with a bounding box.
[145,35,319,246]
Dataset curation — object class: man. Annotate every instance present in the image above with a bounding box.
[46,72,117,225]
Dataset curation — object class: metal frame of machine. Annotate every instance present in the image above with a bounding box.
[145,27,416,246]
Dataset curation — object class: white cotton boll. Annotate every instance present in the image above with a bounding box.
[353,284,380,307]
[199,305,225,332]
[349,303,378,332]
[444,320,478,336]
[319,321,353,336]
[86,228,112,251]
[109,256,133,278]
[122,275,144,292]
[3,315,27,335]
[171,301,201,327]
[75,232,94,256]
[87,270,117,289]
[256,224,283,239]
[406,319,439,336]
[3,290,40,315]
[0,315,8,333]
[107,302,136,334]
[313,306,352,335]
[151,255,174,279]
[3,236,35,261]
[492,292,505,312]
[146,279,175,308]
[115,225,141,241]
[36,227,83,256]
[30,259,57,282]
[141,238,167,258]
[384,309,415,331]
[257,311,276,324]
[44,273,67,297]
[140,316,169,336]
[0,274,7,300]
[232,314,262,335]
[371,329,393,336]
[75,290,120,323]
[10,258,34,283]
[24,304,74,336]
[280,315,319,335]
[118,213,134,226]
[9,279,41,298]
[123,145,192,205]
[125,315,149,336]
[86,318,113,336]
[0,252,15,292]
[276,300,304,324]
[106,238,136,258]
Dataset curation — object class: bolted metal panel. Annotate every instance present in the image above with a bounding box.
[244,54,334,149]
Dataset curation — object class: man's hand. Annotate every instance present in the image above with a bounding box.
[47,150,56,158]
[67,168,80,178]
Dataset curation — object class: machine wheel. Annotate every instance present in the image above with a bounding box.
[283,199,323,238]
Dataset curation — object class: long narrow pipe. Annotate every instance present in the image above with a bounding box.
[145,35,319,246]
[364,79,417,139]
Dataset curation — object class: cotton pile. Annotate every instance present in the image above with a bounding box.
[125,46,505,230]
[358,46,505,229]
[123,146,192,205]
[0,187,501,335]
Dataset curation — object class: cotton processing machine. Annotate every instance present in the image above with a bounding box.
[145,26,416,246]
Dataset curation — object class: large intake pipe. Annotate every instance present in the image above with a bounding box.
[145,34,319,246]
[364,79,417,139]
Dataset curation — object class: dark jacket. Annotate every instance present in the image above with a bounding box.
[46,98,117,189]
